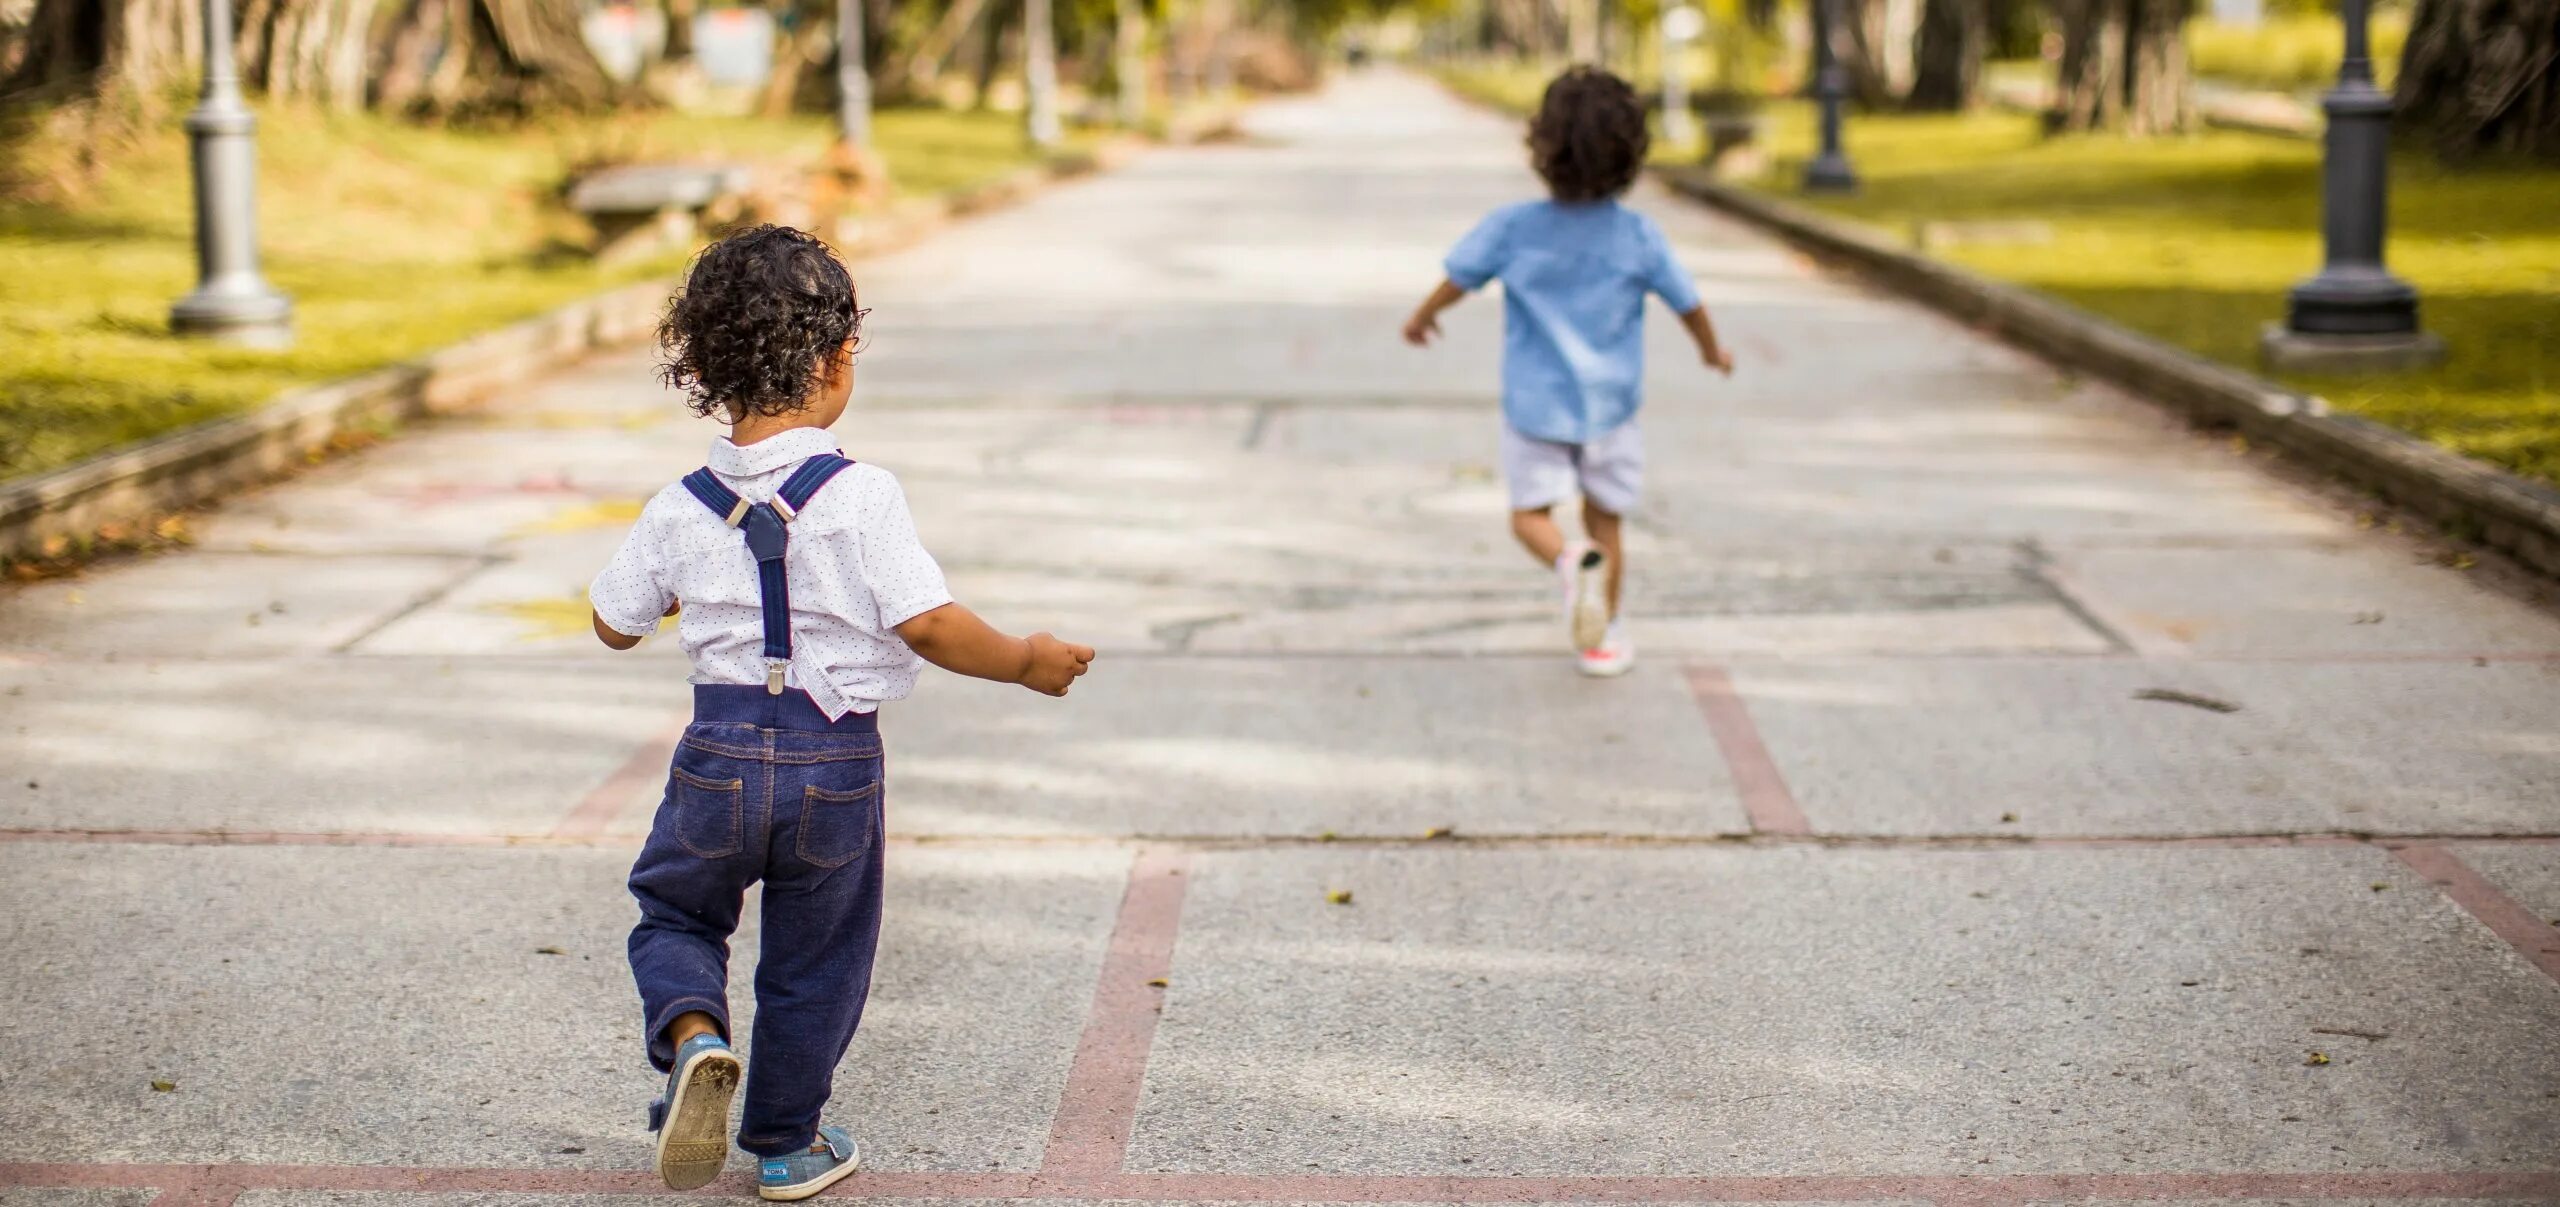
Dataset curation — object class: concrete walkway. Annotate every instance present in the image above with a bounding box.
[3,70,2557,1207]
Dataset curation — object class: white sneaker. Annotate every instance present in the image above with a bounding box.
[1578,622,1635,678]
[1564,547,1611,652]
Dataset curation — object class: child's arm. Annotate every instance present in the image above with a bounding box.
[1678,305,1735,376]
[592,597,681,651]
[594,611,645,650]
[896,603,1094,696]
[1402,279,1469,346]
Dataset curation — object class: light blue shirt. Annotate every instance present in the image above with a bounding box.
[1444,200,1701,445]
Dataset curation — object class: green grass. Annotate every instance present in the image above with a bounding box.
[2188,13,2410,94]
[1742,104,2560,484]
[0,101,1093,481]
[1439,62,2560,487]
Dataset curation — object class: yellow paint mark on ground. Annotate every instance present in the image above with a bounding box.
[485,595,676,642]
[494,410,664,432]
[514,498,646,536]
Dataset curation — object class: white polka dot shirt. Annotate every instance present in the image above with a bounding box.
[589,427,953,718]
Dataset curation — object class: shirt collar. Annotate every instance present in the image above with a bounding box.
[708,427,840,478]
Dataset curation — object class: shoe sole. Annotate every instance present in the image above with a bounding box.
[759,1147,862,1201]
[655,1047,742,1191]
[1578,654,1636,678]
[1569,552,1610,652]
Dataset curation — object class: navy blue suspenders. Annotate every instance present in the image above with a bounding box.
[678,453,856,695]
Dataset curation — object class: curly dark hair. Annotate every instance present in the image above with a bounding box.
[1528,67,1650,203]
[657,225,867,419]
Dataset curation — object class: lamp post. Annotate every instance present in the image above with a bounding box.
[2260,0,2442,372]
[1025,0,1062,148]
[835,0,870,149]
[1660,4,1702,150]
[1802,0,1857,193]
[170,0,292,347]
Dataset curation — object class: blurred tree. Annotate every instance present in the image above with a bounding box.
[2,0,197,99]
[1906,0,1984,108]
[4,0,611,112]
[2396,0,2560,159]
[2051,0,2192,132]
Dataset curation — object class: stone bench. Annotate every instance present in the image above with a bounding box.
[567,163,755,263]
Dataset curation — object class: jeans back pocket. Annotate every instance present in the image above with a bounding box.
[667,766,745,859]
[796,780,881,870]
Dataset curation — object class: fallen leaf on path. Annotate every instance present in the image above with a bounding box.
[1146,977,1169,988]
[1998,812,2018,824]
[2132,688,2241,714]
[558,1145,585,1154]
[1317,830,1339,842]
[1423,825,1455,840]
[534,946,567,955]
[2304,1051,2330,1066]
[1326,889,1354,905]
[150,1080,176,1092]
[2371,882,2391,892]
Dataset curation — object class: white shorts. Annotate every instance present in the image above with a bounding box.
[1501,422,1644,515]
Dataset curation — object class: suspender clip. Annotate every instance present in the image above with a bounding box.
[771,496,797,523]
[765,658,788,696]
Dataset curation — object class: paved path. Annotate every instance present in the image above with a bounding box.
[4,71,2559,1207]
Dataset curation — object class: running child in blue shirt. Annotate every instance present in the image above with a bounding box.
[1403,67,1733,677]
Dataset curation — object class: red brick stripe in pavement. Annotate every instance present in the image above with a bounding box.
[1683,664,1812,836]
[2391,842,2560,985]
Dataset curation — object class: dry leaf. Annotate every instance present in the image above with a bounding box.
[1145,977,1168,988]
[1326,889,1354,905]
[534,945,567,955]
[1422,825,1455,840]
[150,1080,176,1092]
[2304,1051,2330,1066]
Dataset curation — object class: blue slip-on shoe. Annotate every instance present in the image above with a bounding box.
[649,1032,742,1190]
[756,1125,859,1201]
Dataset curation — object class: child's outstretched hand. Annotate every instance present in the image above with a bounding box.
[1704,345,1735,376]
[1018,632,1096,696]
[1402,312,1441,347]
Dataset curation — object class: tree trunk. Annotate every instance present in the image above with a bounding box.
[1810,0,1900,106]
[2052,0,2188,132]
[378,0,614,115]
[2052,0,2124,130]
[970,0,1010,109]
[895,0,988,97]
[239,0,380,110]
[1,0,195,102]
[2397,0,2560,160]
[2119,0,2189,134]
[662,0,693,62]
[1905,0,1983,110]
[757,0,831,117]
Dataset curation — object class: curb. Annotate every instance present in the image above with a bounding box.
[1651,164,2560,581]
[0,118,1234,567]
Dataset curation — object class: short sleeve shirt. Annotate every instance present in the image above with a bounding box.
[589,427,953,718]
[1445,199,1701,444]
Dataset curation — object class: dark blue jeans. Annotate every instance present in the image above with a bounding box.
[628,685,886,1157]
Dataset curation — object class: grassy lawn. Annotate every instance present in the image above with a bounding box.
[1438,63,2560,487]
[0,102,1094,482]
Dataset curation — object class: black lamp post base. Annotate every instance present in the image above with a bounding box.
[1802,153,1858,194]
[2259,322,2445,374]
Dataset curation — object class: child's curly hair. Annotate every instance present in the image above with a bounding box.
[1528,67,1650,203]
[658,225,868,420]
